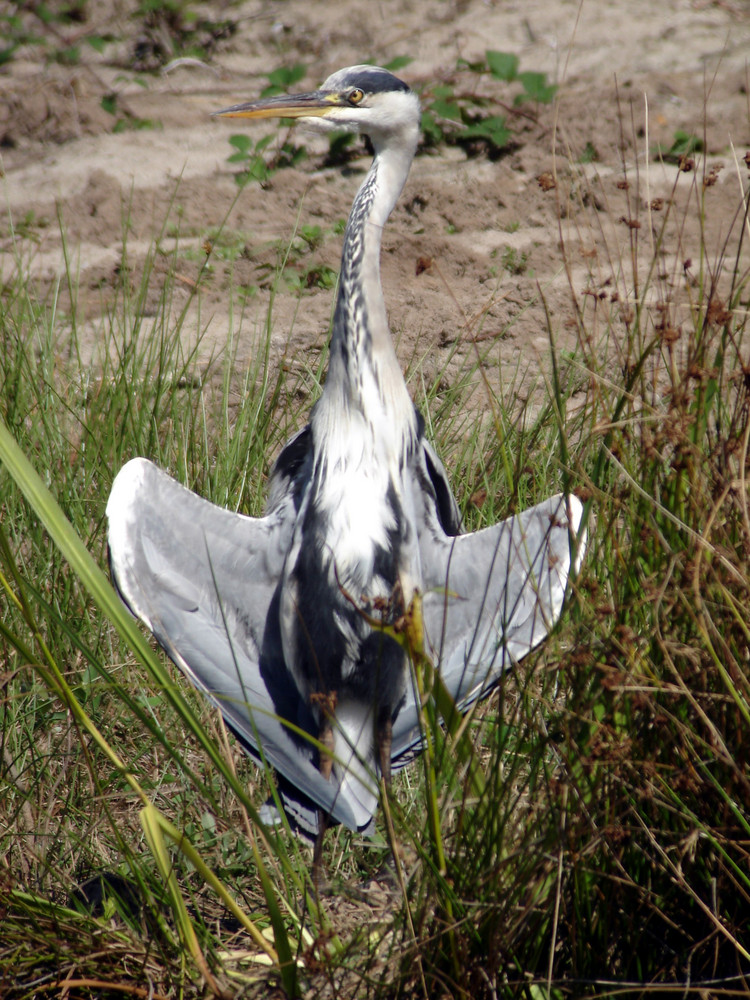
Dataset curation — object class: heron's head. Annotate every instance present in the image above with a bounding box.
[213,65,420,150]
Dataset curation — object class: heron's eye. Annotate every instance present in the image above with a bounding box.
[348,88,365,105]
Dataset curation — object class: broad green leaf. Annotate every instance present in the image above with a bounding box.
[486,49,519,81]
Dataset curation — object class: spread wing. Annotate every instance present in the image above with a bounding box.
[389,490,584,766]
[422,493,584,699]
[107,457,372,833]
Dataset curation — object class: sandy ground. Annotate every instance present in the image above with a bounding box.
[2,0,750,422]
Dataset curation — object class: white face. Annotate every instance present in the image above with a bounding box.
[300,89,421,139]
[291,64,420,140]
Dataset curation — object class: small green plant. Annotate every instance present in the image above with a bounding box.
[420,49,557,155]
[226,133,275,186]
[324,130,358,166]
[485,49,558,104]
[578,140,599,163]
[298,263,337,290]
[100,92,157,132]
[260,63,307,98]
[382,55,414,74]
[459,113,512,150]
[500,245,530,274]
[298,224,324,251]
[226,132,306,187]
[653,128,704,163]
[200,227,249,262]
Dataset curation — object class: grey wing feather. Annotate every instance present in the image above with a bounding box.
[106,457,367,833]
[390,490,585,763]
[421,493,584,695]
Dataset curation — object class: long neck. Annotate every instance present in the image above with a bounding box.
[315,137,417,456]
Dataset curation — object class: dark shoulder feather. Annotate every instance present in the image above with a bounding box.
[266,426,312,514]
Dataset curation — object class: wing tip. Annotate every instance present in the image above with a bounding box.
[106,457,150,564]
[107,457,156,629]
[106,457,153,522]
[566,492,583,528]
[563,492,587,574]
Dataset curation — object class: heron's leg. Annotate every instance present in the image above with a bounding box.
[377,714,393,787]
[312,719,334,895]
[312,809,329,897]
[310,691,337,780]
[309,694,337,896]
[374,713,401,891]
[318,716,335,781]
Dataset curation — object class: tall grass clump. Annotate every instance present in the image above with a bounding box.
[0,203,328,997]
[1,123,749,1000]
[546,146,750,990]
[377,144,750,995]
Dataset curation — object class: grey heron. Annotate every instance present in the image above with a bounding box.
[106,65,585,846]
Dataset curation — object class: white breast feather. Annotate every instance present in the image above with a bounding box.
[314,382,411,591]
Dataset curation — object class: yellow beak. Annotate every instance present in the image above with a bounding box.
[213,90,344,121]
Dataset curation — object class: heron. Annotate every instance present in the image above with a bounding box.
[106,65,585,854]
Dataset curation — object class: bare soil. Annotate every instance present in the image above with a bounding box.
[2,0,750,422]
